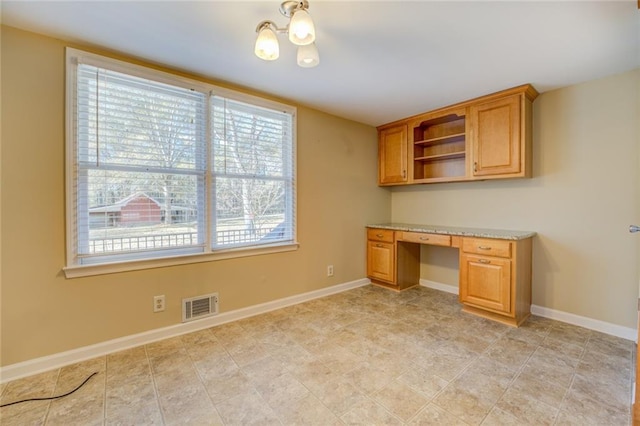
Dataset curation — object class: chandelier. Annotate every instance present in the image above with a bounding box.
[254,0,319,68]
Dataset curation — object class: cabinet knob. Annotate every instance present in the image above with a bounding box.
[478,259,491,264]
[419,237,429,241]
[478,246,491,250]
[402,170,407,179]
[474,162,478,173]
[376,244,384,247]
[376,234,383,238]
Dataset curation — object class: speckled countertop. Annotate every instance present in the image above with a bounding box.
[367,223,536,240]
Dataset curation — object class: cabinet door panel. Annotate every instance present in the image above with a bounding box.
[471,95,521,177]
[460,254,511,313]
[367,241,395,283]
[379,125,408,185]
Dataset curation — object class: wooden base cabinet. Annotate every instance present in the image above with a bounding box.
[459,237,532,326]
[366,228,419,290]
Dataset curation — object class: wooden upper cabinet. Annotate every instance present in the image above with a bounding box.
[376,84,537,185]
[378,124,408,185]
[470,94,523,178]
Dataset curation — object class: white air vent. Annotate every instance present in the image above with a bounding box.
[182,293,218,323]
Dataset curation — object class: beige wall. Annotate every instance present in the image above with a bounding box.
[0,26,390,366]
[392,69,640,329]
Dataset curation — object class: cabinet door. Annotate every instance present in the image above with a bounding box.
[367,241,395,283]
[470,94,521,177]
[378,124,408,185]
[460,254,511,314]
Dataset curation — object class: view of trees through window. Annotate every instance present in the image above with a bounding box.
[74,63,293,262]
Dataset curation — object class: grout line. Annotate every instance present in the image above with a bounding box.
[144,344,166,426]
[41,367,61,425]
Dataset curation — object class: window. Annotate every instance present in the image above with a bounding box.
[66,48,296,275]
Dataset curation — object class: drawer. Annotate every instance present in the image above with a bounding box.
[367,228,395,243]
[399,231,451,247]
[462,238,511,258]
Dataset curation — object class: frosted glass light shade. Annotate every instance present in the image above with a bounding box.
[255,25,280,60]
[297,42,319,68]
[288,9,315,46]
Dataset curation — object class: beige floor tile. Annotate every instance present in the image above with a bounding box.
[153,365,200,396]
[273,392,342,425]
[560,386,631,425]
[586,331,634,358]
[310,376,370,416]
[484,335,537,369]
[145,337,184,358]
[344,361,398,395]
[408,403,469,425]
[340,398,403,425]
[546,323,591,347]
[201,370,254,404]
[495,386,558,425]
[215,389,280,425]
[106,376,157,419]
[412,350,470,382]
[286,356,335,383]
[433,383,495,425]
[569,375,631,411]
[509,371,568,408]
[226,339,270,367]
[148,349,192,375]
[0,400,51,426]
[397,366,449,399]
[107,346,148,370]
[0,370,58,424]
[2,285,634,425]
[576,349,632,387]
[462,355,518,388]
[192,351,239,382]
[241,354,290,385]
[254,372,309,410]
[372,379,430,421]
[105,401,164,425]
[46,387,105,426]
[480,406,522,426]
[157,383,220,426]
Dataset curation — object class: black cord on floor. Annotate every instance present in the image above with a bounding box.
[0,372,98,408]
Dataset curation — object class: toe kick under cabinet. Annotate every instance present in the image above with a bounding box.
[366,225,534,327]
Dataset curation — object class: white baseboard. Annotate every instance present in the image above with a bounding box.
[420,279,637,342]
[0,278,370,384]
[530,304,636,342]
[420,279,459,295]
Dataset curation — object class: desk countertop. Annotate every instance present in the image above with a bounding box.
[367,223,536,241]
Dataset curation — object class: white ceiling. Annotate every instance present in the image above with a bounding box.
[2,1,638,126]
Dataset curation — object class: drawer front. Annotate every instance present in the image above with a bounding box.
[367,228,395,243]
[462,238,511,258]
[399,232,451,247]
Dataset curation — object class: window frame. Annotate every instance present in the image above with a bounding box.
[64,48,298,278]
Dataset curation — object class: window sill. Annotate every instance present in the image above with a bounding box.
[63,242,300,279]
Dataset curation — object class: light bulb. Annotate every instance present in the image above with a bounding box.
[254,24,279,61]
[288,9,315,46]
[297,42,319,68]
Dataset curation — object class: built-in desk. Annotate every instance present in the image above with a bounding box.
[366,223,535,326]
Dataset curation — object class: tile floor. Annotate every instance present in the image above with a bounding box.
[0,285,635,425]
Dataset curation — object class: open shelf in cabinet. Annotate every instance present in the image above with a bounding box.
[413,113,466,181]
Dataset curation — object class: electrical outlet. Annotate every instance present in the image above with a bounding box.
[327,265,334,277]
[153,295,165,312]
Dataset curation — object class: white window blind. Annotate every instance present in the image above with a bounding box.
[211,96,295,249]
[74,63,207,264]
[67,49,297,271]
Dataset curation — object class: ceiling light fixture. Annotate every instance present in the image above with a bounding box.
[254,0,319,68]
